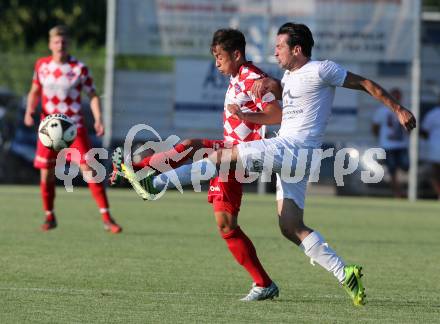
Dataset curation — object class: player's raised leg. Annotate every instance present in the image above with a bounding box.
[109,138,223,186]
[133,138,216,170]
[124,145,238,200]
[110,140,229,202]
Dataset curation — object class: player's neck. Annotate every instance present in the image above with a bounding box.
[232,59,248,77]
[289,57,310,72]
[52,54,69,64]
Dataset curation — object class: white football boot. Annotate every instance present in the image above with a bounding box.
[240,282,279,301]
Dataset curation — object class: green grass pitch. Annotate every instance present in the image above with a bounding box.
[1,185,439,323]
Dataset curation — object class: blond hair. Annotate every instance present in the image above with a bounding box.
[49,25,70,39]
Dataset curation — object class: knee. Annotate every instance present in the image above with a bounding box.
[279,223,299,244]
[41,169,55,184]
[181,139,193,147]
[216,213,238,235]
[218,221,238,235]
[278,216,304,245]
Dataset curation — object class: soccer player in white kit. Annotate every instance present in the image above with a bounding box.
[130,22,416,306]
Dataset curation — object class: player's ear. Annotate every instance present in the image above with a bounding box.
[233,49,241,62]
[293,45,303,56]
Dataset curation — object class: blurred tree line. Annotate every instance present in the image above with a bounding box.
[0,0,106,50]
[424,0,440,11]
[1,0,438,51]
[0,0,439,95]
[0,0,106,94]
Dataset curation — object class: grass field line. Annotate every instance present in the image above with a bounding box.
[5,286,436,307]
[0,286,242,297]
[0,286,349,300]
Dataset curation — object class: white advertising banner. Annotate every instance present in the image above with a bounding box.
[116,0,419,62]
[174,59,228,132]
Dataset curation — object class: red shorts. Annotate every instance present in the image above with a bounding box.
[207,173,243,216]
[34,127,91,169]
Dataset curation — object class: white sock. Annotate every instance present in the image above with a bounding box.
[300,231,346,283]
[152,159,218,191]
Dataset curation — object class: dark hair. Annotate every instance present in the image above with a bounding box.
[277,23,314,58]
[210,28,246,56]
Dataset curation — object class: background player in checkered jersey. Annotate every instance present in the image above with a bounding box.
[111,29,282,300]
[24,25,122,233]
[126,22,417,306]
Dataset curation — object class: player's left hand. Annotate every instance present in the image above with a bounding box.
[227,104,243,120]
[396,107,416,132]
[94,121,105,136]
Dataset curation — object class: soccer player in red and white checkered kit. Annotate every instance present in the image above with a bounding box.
[111,29,281,300]
[24,25,122,233]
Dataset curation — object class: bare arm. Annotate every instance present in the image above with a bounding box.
[343,72,416,131]
[88,92,105,136]
[24,83,41,127]
[251,77,283,100]
[227,101,282,125]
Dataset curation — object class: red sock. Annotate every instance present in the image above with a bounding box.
[87,182,112,222]
[40,182,55,220]
[133,143,192,171]
[222,226,272,287]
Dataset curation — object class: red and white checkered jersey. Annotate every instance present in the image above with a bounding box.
[33,55,95,128]
[224,62,275,144]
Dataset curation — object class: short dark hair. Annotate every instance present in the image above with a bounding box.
[210,28,246,56]
[277,23,314,58]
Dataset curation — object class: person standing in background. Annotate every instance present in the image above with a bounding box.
[24,25,122,233]
[372,88,409,197]
[421,101,440,199]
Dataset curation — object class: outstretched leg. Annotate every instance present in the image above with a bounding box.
[132,138,210,171]
[110,139,227,186]
[139,145,240,194]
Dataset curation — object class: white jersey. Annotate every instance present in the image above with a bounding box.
[278,60,347,147]
[422,106,440,163]
[372,105,408,150]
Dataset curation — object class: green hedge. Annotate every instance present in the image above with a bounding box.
[0,47,105,96]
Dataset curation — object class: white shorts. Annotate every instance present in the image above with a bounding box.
[236,136,314,209]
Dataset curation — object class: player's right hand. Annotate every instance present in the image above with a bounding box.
[396,107,416,132]
[24,112,35,127]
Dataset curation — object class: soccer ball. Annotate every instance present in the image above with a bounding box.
[38,114,77,151]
